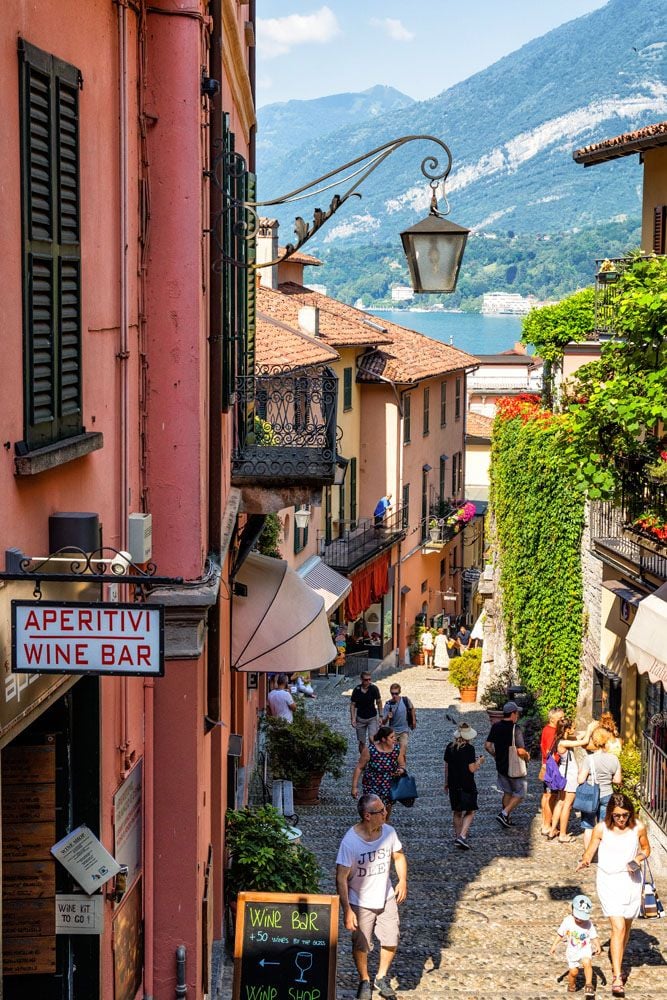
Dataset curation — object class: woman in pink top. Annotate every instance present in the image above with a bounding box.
[576,793,651,997]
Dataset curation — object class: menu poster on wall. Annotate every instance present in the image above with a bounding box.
[51,825,121,895]
[233,892,339,1000]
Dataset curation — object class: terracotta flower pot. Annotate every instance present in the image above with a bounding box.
[293,773,324,806]
[412,652,424,666]
[459,686,477,703]
[486,708,504,724]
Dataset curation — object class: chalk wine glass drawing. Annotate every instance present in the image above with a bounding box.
[294,951,313,983]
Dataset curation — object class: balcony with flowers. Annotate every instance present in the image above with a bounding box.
[423,499,477,551]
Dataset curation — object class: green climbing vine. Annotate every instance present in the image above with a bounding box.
[491,398,584,715]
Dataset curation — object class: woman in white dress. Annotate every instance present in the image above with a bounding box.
[421,628,434,667]
[433,628,449,670]
[576,793,651,997]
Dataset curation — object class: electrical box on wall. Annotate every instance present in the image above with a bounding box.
[128,513,152,564]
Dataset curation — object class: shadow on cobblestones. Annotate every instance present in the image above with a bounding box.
[287,662,667,999]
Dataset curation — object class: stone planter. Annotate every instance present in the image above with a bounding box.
[429,528,440,542]
[293,773,324,806]
[459,686,477,703]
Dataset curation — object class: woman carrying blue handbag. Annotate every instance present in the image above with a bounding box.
[576,727,622,850]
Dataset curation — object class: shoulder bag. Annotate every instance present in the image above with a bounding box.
[544,750,567,791]
[639,858,665,919]
[390,772,418,807]
[508,724,527,778]
[402,696,416,730]
[573,756,600,814]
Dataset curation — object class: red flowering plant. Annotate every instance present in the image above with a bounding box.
[446,501,477,528]
[631,512,667,544]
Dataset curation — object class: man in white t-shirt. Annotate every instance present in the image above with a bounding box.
[267,673,296,722]
[336,793,407,1000]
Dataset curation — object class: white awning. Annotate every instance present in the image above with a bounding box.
[232,553,336,672]
[625,581,667,689]
[297,556,351,615]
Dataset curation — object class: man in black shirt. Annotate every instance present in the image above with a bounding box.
[350,671,383,752]
[484,701,530,828]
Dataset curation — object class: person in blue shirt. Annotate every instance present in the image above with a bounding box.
[373,493,392,528]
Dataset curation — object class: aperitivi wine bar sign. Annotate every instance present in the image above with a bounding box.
[11,601,164,677]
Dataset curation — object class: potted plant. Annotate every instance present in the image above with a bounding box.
[263,705,347,805]
[225,804,321,905]
[408,622,425,665]
[428,518,440,542]
[596,258,619,284]
[449,648,482,702]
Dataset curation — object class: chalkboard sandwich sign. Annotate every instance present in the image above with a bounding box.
[233,892,339,1000]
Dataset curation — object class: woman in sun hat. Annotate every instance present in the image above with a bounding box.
[443,722,484,850]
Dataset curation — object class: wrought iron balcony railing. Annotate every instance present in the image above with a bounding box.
[589,474,667,581]
[593,256,633,339]
[231,364,338,487]
[319,505,406,574]
[641,730,667,835]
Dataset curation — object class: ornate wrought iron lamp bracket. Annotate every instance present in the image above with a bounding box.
[208,133,454,270]
[0,546,185,603]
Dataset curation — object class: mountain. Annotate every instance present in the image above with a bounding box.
[257,85,415,165]
[256,0,667,245]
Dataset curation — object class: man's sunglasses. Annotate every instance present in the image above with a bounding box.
[368,807,387,815]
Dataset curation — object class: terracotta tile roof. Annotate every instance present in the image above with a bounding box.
[277,247,322,266]
[466,411,494,439]
[259,284,392,347]
[573,121,667,166]
[276,283,478,382]
[255,312,339,369]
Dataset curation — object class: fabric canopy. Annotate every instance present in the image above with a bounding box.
[625,581,667,689]
[232,553,336,671]
[345,553,390,621]
[297,556,351,615]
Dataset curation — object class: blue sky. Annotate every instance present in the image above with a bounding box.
[257,0,609,107]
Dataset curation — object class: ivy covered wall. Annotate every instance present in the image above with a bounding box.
[490,397,585,714]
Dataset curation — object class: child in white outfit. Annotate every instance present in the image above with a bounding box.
[550,893,600,997]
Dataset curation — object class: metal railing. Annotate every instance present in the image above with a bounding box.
[320,505,406,573]
[641,730,667,835]
[593,256,633,339]
[231,364,338,486]
[590,489,667,581]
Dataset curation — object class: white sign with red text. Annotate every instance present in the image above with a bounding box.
[12,601,164,676]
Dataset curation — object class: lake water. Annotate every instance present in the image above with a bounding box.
[371,310,524,356]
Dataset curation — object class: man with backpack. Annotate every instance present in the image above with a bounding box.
[381,683,416,753]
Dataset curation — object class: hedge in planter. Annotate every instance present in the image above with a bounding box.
[225,805,321,901]
[263,704,348,788]
[449,648,482,691]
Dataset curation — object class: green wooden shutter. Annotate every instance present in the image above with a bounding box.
[349,458,357,529]
[343,367,352,410]
[19,39,82,448]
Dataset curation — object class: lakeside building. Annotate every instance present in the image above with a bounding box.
[481,291,539,314]
[391,284,415,302]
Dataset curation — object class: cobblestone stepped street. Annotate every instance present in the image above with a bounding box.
[290,662,667,1000]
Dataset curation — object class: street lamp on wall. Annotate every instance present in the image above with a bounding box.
[294,506,311,530]
[217,134,469,294]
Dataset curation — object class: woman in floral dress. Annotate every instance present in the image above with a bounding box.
[351,726,407,820]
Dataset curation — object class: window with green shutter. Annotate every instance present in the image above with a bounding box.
[423,387,430,435]
[440,380,447,426]
[349,457,357,529]
[19,40,83,449]
[343,367,353,411]
[403,393,411,444]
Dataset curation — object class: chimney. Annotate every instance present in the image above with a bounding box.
[298,305,319,337]
[256,217,279,289]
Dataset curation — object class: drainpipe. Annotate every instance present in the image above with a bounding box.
[175,945,187,998]
[143,677,155,1000]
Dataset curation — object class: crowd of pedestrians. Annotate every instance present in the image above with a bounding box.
[332,669,656,1000]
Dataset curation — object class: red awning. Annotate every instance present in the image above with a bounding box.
[345,553,391,621]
